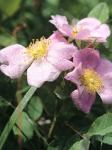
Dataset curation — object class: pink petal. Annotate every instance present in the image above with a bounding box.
[60,24,72,36]
[48,56,74,71]
[50,15,68,27]
[73,48,100,69]
[91,24,110,41]
[47,42,77,71]
[48,42,77,59]
[0,44,32,78]
[98,73,112,103]
[96,58,112,76]
[75,29,90,40]
[27,59,60,87]
[65,63,82,85]
[77,17,101,31]
[71,89,96,113]
[50,15,72,36]
[49,31,67,43]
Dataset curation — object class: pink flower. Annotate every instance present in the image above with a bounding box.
[50,15,110,42]
[65,48,112,113]
[0,31,77,87]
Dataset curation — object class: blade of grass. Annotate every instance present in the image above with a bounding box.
[0,86,37,150]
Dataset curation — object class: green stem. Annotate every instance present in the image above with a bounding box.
[0,86,37,150]
[34,124,48,146]
[27,115,48,146]
[47,115,56,139]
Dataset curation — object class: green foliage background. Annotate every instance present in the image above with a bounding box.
[0,0,112,150]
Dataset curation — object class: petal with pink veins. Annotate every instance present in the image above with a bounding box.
[65,63,82,85]
[71,89,96,113]
[96,58,112,76]
[73,48,100,69]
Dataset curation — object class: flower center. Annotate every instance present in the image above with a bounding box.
[80,69,102,93]
[72,26,80,37]
[27,37,50,59]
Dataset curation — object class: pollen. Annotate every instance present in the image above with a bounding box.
[72,26,80,37]
[27,37,50,59]
[80,69,103,93]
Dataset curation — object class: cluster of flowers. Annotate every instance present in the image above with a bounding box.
[0,15,112,113]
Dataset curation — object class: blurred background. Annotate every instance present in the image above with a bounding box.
[0,0,112,150]
[0,0,112,46]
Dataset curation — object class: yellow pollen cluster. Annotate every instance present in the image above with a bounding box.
[72,26,80,37]
[80,69,102,93]
[27,37,50,59]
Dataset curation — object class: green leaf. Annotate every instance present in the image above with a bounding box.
[42,0,60,17]
[0,97,11,107]
[54,86,69,100]
[46,0,60,6]
[0,0,21,16]
[27,96,43,121]
[0,34,17,47]
[97,133,112,145]
[0,87,37,150]
[47,146,58,150]
[69,139,90,150]
[79,0,99,8]
[102,133,112,145]
[86,113,112,137]
[88,2,109,23]
[13,112,34,141]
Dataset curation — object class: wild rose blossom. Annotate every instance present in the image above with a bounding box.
[50,15,110,42]
[65,48,112,113]
[0,31,77,87]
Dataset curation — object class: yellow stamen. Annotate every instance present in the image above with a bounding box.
[72,26,80,37]
[80,69,102,93]
[26,37,50,59]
